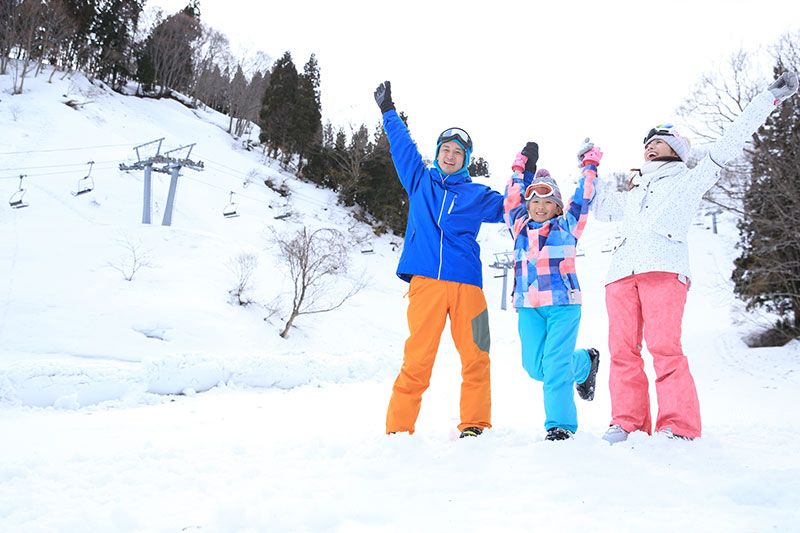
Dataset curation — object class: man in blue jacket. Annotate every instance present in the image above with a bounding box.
[375,81,531,438]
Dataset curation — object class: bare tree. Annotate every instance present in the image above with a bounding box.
[272,227,365,338]
[189,25,232,108]
[227,252,259,306]
[9,0,44,94]
[147,12,199,96]
[108,235,154,281]
[42,1,79,83]
[0,0,16,75]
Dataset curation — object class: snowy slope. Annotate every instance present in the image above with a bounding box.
[1,69,799,532]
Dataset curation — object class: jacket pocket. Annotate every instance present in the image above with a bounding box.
[652,225,686,243]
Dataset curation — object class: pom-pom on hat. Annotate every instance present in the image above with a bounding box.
[524,169,563,211]
[643,123,691,162]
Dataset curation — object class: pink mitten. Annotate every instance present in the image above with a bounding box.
[582,147,603,166]
[512,153,528,172]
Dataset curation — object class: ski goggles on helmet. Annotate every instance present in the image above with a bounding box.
[643,123,675,145]
[437,127,473,151]
[524,182,555,201]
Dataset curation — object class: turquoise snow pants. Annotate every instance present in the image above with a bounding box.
[518,305,591,433]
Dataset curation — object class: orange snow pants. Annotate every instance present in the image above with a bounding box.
[386,276,492,434]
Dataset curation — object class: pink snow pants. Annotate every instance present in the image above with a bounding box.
[605,272,701,438]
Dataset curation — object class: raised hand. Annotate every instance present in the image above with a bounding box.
[577,137,594,164]
[521,142,538,173]
[374,81,395,113]
[581,146,603,166]
[512,153,528,172]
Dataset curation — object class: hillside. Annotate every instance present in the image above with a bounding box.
[0,70,408,404]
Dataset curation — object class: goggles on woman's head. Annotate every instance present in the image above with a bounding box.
[524,182,555,201]
[438,127,473,151]
[643,123,675,145]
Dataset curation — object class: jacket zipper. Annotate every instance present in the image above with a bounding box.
[436,188,448,279]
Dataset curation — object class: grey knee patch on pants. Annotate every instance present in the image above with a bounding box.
[472,309,491,352]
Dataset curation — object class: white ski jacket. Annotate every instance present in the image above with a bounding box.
[592,89,779,286]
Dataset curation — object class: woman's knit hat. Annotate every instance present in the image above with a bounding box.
[643,123,691,161]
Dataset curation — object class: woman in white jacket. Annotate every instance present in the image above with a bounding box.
[592,71,798,443]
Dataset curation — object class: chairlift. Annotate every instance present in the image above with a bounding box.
[72,161,95,196]
[8,175,28,209]
[223,191,239,218]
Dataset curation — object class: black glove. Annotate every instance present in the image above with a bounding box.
[374,81,395,113]
[521,141,539,173]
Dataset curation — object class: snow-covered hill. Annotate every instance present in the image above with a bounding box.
[1,69,799,532]
[1,71,410,405]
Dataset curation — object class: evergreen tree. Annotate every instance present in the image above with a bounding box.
[358,124,408,234]
[258,51,299,163]
[60,0,99,71]
[227,64,247,133]
[92,0,143,87]
[732,64,800,339]
[468,156,490,177]
[292,54,322,173]
[135,45,155,91]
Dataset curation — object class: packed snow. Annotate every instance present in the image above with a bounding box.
[1,70,799,532]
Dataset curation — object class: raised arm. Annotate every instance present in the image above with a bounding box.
[693,71,799,194]
[563,141,602,238]
[374,81,428,194]
[503,142,539,237]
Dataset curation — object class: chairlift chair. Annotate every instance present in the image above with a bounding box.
[223,191,239,218]
[72,161,95,196]
[9,175,28,209]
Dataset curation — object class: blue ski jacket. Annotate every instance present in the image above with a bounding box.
[382,110,504,288]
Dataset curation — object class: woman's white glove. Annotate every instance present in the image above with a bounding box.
[768,71,799,103]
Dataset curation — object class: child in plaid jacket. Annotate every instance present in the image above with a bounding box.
[502,140,602,441]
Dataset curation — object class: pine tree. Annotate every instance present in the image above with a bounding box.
[92,0,143,87]
[60,0,99,71]
[732,65,800,340]
[359,124,408,234]
[292,54,322,173]
[468,156,490,177]
[258,51,299,164]
[227,65,247,133]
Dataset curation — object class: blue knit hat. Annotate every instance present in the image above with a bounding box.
[434,127,472,172]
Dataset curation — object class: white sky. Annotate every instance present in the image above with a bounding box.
[148,0,800,183]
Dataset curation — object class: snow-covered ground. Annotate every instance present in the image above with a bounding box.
[1,70,799,532]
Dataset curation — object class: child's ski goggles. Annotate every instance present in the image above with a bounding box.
[643,123,675,144]
[524,182,555,200]
[438,127,473,151]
